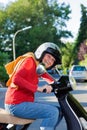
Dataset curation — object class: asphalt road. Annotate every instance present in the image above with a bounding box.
[0,80,87,130]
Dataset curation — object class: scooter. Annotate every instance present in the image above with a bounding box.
[37,64,87,130]
[51,74,87,130]
[0,64,87,130]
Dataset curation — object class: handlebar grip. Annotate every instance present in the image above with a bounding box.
[56,86,72,95]
[59,86,72,91]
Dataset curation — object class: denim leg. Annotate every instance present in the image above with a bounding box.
[5,102,59,129]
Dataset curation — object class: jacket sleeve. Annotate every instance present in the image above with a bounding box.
[12,57,38,92]
[40,72,55,84]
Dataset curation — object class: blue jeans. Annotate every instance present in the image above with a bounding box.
[5,102,61,130]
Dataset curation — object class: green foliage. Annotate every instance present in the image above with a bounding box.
[77,4,87,45]
[0,0,72,58]
[0,65,9,84]
[0,52,9,65]
[62,42,75,69]
[72,4,87,64]
[0,52,9,83]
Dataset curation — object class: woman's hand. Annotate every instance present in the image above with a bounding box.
[37,85,53,93]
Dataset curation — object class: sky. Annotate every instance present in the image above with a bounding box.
[0,0,87,42]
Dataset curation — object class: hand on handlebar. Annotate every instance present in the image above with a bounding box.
[43,85,53,93]
[37,85,53,93]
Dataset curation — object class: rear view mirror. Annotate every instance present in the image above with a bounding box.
[36,64,46,75]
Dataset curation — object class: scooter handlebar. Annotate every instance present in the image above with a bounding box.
[42,83,72,94]
[43,75,76,94]
[36,64,76,93]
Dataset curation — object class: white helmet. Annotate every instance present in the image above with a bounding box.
[34,42,61,66]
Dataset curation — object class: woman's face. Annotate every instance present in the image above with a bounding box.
[42,53,56,69]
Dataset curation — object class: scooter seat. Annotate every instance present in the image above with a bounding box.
[79,117,87,130]
[0,108,34,125]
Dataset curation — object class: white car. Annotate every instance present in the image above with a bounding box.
[69,65,87,82]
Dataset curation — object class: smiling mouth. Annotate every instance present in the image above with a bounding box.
[45,61,51,67]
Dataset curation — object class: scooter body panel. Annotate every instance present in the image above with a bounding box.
[58,94,84,130]
[67,93,87,120]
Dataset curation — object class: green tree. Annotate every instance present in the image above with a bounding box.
[77,4,87,46]
[72,4,87,64]
[0,0,72,60]
[0,52,9,84]
[62,42,74,72]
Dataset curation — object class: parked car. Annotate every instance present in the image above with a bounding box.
[69,65,87,82]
